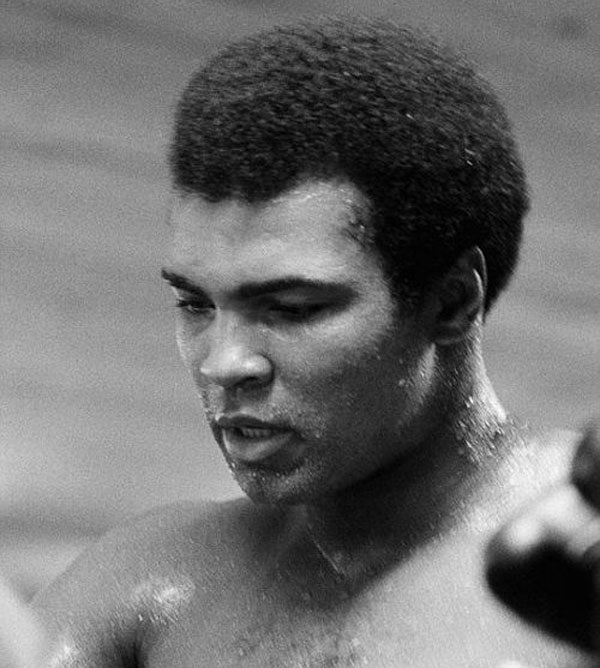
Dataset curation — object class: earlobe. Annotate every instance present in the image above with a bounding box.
[432,247,487,345]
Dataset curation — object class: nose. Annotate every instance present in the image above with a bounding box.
[199,316,273,390]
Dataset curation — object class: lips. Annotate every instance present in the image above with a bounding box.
[235,426,279,439]
[215,415,296,464]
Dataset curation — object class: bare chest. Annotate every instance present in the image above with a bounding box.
[142,547,589,668]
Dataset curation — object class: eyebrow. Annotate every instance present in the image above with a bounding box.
[160,269,348,300]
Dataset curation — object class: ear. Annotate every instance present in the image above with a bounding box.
[431,246,487,345]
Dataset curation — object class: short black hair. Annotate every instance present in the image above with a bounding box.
[170,16,528,312]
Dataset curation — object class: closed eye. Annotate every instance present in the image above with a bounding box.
[268,302,327,322]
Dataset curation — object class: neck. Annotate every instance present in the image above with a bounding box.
[295,339,525,582]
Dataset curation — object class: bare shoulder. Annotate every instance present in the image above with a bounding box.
[33,497,282,666]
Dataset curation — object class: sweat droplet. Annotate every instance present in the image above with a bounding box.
[455,420,468,438]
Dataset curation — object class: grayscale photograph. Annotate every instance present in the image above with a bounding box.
[1,1,599,665]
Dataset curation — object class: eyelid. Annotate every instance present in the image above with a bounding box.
[262,284,347,301]
[169,285,212,303]
[266,294,324,306]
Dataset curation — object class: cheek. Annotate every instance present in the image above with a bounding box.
[175,324,193,365]
[175,327,213,406]
[273,323,410,410]
[314,328,432,426]
[176,323,211,382]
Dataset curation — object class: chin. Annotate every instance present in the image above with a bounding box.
[231,461,332,507]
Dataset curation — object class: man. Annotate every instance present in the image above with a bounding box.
[33,17,594,666]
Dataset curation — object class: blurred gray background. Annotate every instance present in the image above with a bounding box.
[1,0,599,597]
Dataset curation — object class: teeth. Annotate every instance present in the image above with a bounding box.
[237,427,275,439]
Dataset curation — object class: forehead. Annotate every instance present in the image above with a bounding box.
[167,180,381,289]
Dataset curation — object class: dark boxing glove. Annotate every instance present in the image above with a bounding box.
[485,422,600,652]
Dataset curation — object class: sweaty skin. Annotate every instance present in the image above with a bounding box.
[34,181,594,667]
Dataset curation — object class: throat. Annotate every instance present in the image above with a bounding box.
[296,404,522,583]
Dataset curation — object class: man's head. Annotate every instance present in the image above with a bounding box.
[165,17,527,504]
[170,16,528,312]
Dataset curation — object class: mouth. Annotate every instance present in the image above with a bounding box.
[215,415,296,464]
